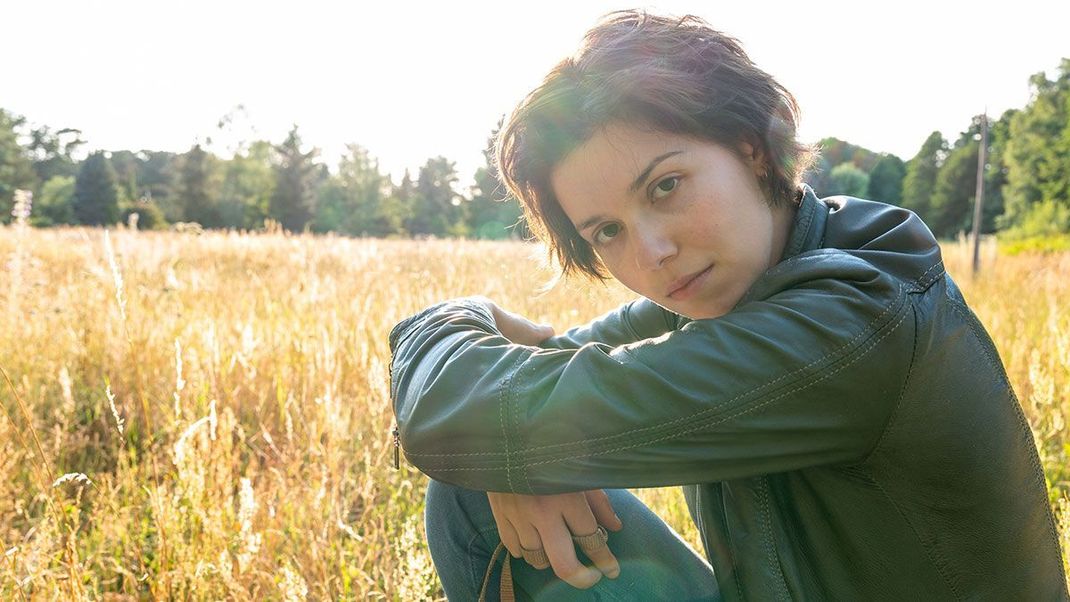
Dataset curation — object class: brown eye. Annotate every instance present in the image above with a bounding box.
[594,223,621,244]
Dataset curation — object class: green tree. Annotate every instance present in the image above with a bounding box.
[1000,59,1070,233]
[176,144,222,227]
[26,125,83,185]
[314,144,397,235]
[407,157,464,236]
[108,149,140,206]
[867,154,906,204]
[817,137,882,172]
[929,114,1007,238]
[269,126,320,232]
[219,140,274,229]
[0,109,38,224]
[34,175,76,226]
[135,151,178,220]
[827,163,870,197]
[386,170,417,235]
[73,151,121,225]
[466,128,525,239]
[901,131,948,220]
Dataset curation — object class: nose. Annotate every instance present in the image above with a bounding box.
[633,224,677,271]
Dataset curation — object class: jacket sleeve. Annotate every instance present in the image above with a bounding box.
[389,251,915,494]
[539,297,681,350]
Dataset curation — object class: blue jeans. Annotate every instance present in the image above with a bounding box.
[424,479,721,601]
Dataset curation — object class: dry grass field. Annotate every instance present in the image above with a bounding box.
[0,225,1067,600]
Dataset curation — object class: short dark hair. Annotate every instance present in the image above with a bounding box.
[496,10,817,280]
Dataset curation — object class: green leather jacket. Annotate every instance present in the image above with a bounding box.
[389,185,1068,600]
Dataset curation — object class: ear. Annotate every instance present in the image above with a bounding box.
[738,141,767,178]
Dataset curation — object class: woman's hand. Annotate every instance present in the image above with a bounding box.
[487,490,624,589]
[471,297,555,346]
[477,298,624,587]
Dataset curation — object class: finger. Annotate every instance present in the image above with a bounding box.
[541,520,602,589]
[499,520,523,559]
[487,494,522,558]
[585,489,623,531]
[563,501,620,579]
[514,522,549,568]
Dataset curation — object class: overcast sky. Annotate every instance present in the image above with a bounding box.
[3,0,1067,186]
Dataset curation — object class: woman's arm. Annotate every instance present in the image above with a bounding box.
[538,297,681,350]
[390,251,914,494]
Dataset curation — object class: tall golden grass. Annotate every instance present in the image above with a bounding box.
[0,226,1066,599]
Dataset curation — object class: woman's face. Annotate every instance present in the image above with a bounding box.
[551,123,797,320]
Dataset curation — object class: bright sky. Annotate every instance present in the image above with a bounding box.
[3,1,1068,187]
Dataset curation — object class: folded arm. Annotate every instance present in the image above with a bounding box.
[389,252,914,494]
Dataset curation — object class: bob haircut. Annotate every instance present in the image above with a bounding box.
[496,10,817,281]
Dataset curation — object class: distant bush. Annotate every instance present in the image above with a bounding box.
[122,199,168,230]
[998,199,1070,254]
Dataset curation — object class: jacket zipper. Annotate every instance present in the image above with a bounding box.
[392,424,400,469]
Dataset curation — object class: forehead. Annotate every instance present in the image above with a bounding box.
[552,124,680,189]
[551,124,685,209]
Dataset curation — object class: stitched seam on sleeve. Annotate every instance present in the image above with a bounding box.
[427,299,910,472]
[518,354,537,495]
[500,354,527,494]
[407,283,905,459]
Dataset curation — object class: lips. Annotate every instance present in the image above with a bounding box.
[667,265,713,299]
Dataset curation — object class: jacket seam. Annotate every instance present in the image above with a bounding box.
[518,355,539,495]
[712,487,746,601]
[620,300,644,341]
[516,304,909,468]
[905,260,944,293]
[860,303,919,465]
[500,354,526,494]
[426,298,911,473]
[863,472,964,600]
[406,281,905,460]
[946,297,1068,586]
[758,478,791,601]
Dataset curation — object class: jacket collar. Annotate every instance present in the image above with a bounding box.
[779,184,828,262]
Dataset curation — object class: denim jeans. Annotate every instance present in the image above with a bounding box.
[424,479,721,601]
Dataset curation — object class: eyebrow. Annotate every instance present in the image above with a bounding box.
[575,150,684,234]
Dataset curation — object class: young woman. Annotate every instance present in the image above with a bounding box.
[389,11,1067,601]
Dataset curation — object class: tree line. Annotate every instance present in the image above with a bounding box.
[2,58,1067,241]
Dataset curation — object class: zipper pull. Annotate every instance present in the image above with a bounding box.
[392,425,400,469]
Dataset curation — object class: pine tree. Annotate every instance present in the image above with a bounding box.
[177,144,221,227]
[73,151,120,225]
[269,126,319,232]
[407,157,463,236]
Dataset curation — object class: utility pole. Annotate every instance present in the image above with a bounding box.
[971,111,988,275]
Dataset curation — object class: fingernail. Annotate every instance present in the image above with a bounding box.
[586,568,603,585]
[607,567,620,579]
